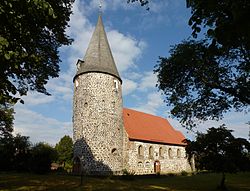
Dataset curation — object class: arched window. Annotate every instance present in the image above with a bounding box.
[159,147,163,158]
[138,145,143,156]
[177,149,181,158]
[149,146,153,158]
[145,161,150,168]
[138,161,143,167]
[168,148,173,159]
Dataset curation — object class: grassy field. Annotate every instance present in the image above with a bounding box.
[0,172,250,191]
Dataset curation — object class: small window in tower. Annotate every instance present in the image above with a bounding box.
[75,80,79,87]
[112,101,115,110]
[84,102,88,108]
[111,148,118,156]
[114,80,119,89]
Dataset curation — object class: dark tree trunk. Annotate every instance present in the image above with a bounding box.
[218,172,227,190]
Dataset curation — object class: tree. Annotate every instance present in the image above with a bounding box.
[12,134,31,171]
[0,103,14,139]
[0,0,74,105]
[0,132,31,171]
[127,0,149,10]
[30,142,57,174]
[0,132,15,171]
[185,125,250,189]
[152,0,250,127]
[0,103,15,171]
[55,135,73,171]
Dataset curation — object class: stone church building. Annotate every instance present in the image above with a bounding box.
[73,15,193,175]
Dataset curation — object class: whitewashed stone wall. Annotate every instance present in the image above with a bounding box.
[126,140,192,174]
[73,72,125,175]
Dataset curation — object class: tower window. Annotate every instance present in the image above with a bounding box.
[84,102,88,108]
[111,148,118,155]
[75,80,79,87]
[114,80,119,89]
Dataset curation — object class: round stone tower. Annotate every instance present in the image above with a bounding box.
[73,15,124,175]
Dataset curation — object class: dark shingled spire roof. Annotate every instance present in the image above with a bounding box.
[74,15,121,82]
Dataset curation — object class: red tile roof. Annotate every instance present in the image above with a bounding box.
[123,108,186,146]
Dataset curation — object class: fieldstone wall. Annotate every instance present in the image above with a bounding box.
[73,72,125,175]
[126,140,193,174]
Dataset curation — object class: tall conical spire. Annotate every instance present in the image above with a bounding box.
[75,15,121,82]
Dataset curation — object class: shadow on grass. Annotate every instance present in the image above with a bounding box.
[0,172,250,191]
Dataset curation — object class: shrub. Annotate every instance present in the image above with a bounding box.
[122,169,135,180]
[30,142,57,174]
[181,171,188,176]
[167,173,176,177]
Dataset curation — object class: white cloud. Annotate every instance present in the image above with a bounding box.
[46,75,73,101]
[133,92,164,115]
[14,106,72,145]
[121,71,158,97]
[138,71,158,91]
[21,92,55,106]
[124,72,143,80]
[122,78,138,96]
[108,30,146,74]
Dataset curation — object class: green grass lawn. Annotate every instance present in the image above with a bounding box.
[0,172,250,191]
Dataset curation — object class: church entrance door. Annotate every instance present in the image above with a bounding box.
[73,157,81,174]
[154,160,161,174]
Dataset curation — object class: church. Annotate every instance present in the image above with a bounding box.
[72,14,193,175]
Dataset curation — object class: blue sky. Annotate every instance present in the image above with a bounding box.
[13,0,249,145]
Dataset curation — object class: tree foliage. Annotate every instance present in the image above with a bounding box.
[55,135,73,168]
[127,0,149,7]
[153,0,250,127]
[0,103,14,139]
[0,133,31,171]
[0,0,74,105]
[185,125,250,188]
[30,142,57,174]
[12,134,31,171]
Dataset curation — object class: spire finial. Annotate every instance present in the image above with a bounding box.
[99,0,103,14]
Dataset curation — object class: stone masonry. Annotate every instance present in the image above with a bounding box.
[125,140,193,174]
[73,72,125,174]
